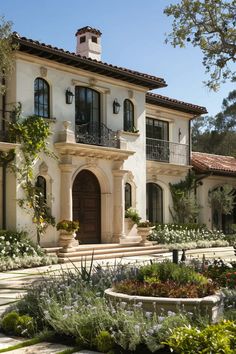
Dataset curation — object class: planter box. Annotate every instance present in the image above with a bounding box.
[105,288,224,323]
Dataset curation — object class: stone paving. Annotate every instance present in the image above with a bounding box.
[0,247,234,353]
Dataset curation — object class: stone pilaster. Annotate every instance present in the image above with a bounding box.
[59,161,75,221]
[112,169,128,242]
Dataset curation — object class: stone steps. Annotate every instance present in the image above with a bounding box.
[57,244,169,263]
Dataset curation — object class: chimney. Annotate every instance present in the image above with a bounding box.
[75,26,102,61]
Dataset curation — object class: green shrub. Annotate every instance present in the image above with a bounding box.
[138,261,208,286]
[0,255,57,272]
[1,311,19,334]
[149,223,226,245]
[1,311,35,337]
[15,315,35,337]
[0,229,44,259]
[95,330,114,352]
[166,321,236,353]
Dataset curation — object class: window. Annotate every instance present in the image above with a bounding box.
[146,118,169,162]
[146,118,169,140]
[80,36,86,43]
[146,183,163,223]
[125,183,132,210]
[92,36,97,43]
[36,176,47,204]
[124,99,134,132]
[75,86,100,127]
[34,78,50,118]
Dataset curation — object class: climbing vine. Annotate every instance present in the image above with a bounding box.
[169,172,200,224]
[8,107,56,244]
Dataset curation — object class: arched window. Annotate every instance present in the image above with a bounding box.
[123,99,134,132]
[125,183,132,210]
[34,78,50,118]
[75,86,100,126]
[146,183,163,223]
[36,175,47,204]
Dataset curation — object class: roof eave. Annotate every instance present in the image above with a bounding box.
[146,94,207,115]
[16,37,167,90]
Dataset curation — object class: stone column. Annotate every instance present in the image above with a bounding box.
[59,160,75,222]
[112,169,128,242]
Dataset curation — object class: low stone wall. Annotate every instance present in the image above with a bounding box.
[105,288,224,323]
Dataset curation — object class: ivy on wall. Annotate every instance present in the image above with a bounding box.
[6,106,56,244]
[169,172,200,224]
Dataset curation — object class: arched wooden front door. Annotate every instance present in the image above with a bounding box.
[72,170,101,244]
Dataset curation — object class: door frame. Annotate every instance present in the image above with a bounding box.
[72,165,112,243]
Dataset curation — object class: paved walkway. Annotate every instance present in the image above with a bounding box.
[0,247,234,353]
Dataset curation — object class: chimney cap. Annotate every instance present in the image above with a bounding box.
[75,26,102,37]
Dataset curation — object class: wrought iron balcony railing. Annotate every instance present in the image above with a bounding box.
[75,122,120,148]
[146,138,189,165]
[0,110,15,143]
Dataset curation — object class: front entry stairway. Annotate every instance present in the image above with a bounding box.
[44,243,169,263]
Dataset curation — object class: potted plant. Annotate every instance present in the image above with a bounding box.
[137,220,155,246]
[56,220,80,249]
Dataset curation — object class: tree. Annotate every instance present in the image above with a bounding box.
[192,89,236,155]
[164,0,236,90]
[0,16,16,94]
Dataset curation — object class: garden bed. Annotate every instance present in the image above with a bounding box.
[105,288,224,323]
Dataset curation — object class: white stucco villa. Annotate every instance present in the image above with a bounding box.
[1,26,234,248]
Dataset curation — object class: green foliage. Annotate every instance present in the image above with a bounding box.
[125,208,141,224]
[0,254,57,272]
[166,321,236,353]
[0,17,18,94]
[0,229,44,258]
[138,261,207,285]
[113,262,216,298]
[164,1,236,90]
[94,330,114,352]
[192,90,236,155]
[1,311,19,334]
[209,184,235,215]
[149,223,226,245]
[204,259,236,287]
[169,172,200,223]
[56,220,80,233]
[113,279,216,298]
[15,314,35,337]
[1,311,35,337]
[8,111,56,244]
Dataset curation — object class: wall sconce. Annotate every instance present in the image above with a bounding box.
[178,128,182,142]
[65,88,74,104]
[113,99,121,114]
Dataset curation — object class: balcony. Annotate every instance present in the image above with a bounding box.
[146,138,189,165]
[75,122,120,149]
[0,110,15,143]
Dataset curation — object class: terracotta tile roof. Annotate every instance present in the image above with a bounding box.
[146,92,207,115]
[75,26,102,36]
[13,33,167,90]
[192,152,236,175]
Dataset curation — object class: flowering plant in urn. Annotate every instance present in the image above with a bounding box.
[56,220,80,233]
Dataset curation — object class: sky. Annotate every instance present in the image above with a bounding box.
[0,0,235,117]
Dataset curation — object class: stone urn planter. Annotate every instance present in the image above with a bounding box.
[105,288,224,323]
[58,231,77,251]
[137,224,155,246]
[56,220,80,252]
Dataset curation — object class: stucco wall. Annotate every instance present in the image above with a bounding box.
[3,55,196,245]
[196,175,236,229]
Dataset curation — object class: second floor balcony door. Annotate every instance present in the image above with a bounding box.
[146,118,169,162]
[75,86,101,144]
